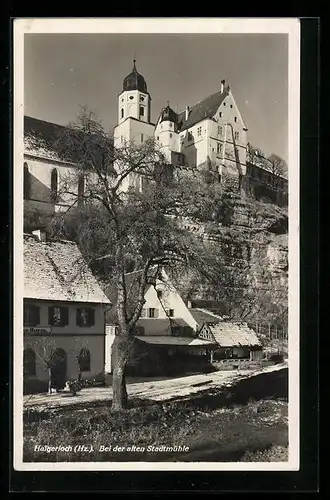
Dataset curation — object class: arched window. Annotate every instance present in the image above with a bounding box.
[24,163,31,199]
[78,174,85,207]
[50,168,58,203]
[24,348,36,376]
[77,348,91,372]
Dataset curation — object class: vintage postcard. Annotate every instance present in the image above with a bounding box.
[13,18,300,472]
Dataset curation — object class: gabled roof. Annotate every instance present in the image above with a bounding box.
[24,234,111,304]
[179,88,230,132]
[201,322,261,348]
[189,308,223,327]
[24,115,75,163]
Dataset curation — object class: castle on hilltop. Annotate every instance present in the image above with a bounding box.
[23,60,287,220]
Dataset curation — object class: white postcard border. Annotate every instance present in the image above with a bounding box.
[13,17,300,472]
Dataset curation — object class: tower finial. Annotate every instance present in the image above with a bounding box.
[133,53,137,69]
[167,100,170,107]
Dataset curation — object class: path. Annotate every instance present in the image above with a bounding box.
[23,363,287,411]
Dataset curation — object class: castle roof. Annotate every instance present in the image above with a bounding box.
[179,87,230,131]
[123,60,148,94]
[159,103,178,124]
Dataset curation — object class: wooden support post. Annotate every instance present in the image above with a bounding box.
[210,351,214,363]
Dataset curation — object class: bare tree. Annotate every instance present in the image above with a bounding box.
[31,336,58,395]
[267,154,288,191]
[49,107,214,410]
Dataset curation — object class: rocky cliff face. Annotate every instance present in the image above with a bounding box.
[170,199,288,324]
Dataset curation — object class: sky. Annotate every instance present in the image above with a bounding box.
[24,33,288,162]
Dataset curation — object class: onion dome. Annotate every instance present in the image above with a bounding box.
[160,102,178,123]
[123,59,148,93]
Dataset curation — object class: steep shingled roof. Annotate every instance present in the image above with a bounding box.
[24,115,75,163]
[179,88,229,132]
[205,322,261,348]
[24,234,111,304]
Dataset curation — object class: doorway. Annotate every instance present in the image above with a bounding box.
[50,348,67,390]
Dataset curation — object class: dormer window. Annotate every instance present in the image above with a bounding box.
[223,102,226,106]
[234,117,237,122]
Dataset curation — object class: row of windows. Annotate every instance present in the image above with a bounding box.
[120,106,145,119]
[183,128,239,143]
[24,304,95,327]
[23,163,85,205]
[122,95,145,103]
[23,347,91,376]
[139,307,174,318]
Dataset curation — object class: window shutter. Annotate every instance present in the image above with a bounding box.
[34,306,40,325]
[76,309,81,326]
[88,308,95,326]
[62,307,69,326]
[154,308,159,318]
[48,307,53,325]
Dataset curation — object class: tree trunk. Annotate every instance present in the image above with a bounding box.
[111,334,131,411]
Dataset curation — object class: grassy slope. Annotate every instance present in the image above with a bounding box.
[23,368,288,463]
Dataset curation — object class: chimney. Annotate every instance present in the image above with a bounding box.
[32,229,46,242]
[185,105,190,120]
[220,79,225,93]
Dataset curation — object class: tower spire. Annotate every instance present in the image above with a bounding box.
[133,52,137,70]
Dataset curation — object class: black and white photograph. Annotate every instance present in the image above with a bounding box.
[13,18,300,471]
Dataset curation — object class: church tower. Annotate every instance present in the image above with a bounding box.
[113,59,155,148]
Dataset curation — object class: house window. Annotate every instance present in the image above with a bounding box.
[141,133,144,143]
[121,108,124,118]
[219,112,222,118]
[188,132,193,142]
[140,96,145,102]
[148,308,158,318]
[234,131,239,141]
[218,126,222,136]
[170,133,172,138]
[24,304,40,326]
[139,106,144,117]
[157,136,159,140]
[169,123,172,128]
[24,349,36,376]
[24,163,30,199]
[48,306,69,327]
[50,168,58,203]
[129,95,134,100]
[230,104,233,108]
[76,308,95,327]
[77,348,91,372]
[234,117,237,122]
[197,126,202,137]
[78,174,84,207]
[223,102,226,106]
[121,135,123,143]
[168,309,174,317]
[217,143,222,155]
